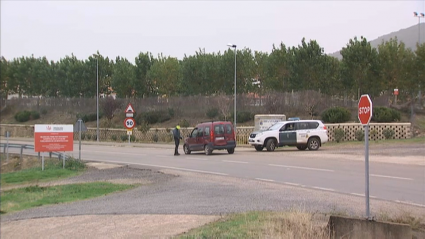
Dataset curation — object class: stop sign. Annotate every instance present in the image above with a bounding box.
[358,94,373,125]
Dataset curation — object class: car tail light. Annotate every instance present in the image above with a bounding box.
[210,128,214,142]
[323,125,327,130]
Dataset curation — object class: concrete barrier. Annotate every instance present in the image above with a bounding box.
[328,215,412,239]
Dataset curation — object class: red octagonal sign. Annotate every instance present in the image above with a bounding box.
[358,94,373,125]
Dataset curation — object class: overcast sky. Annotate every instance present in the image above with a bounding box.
[1,1,425,63]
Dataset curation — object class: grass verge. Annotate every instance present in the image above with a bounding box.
[1,158,86,187]
[1,182,135,213]
[178,210,329,239]
[178,209,425,239]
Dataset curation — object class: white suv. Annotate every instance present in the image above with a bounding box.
[248,120,328,151]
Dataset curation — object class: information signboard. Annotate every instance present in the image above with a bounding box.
[34,124,74,152]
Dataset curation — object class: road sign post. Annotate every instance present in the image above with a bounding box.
[358,94,373,220]
[124,103,135,144]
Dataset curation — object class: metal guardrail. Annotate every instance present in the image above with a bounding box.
[0,143,71,161]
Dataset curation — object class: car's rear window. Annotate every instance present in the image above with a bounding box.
[308,122,319,129]
[214,125,224,134]
[225,124,232,134]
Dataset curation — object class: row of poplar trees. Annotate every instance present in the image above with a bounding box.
[1,36,424,101]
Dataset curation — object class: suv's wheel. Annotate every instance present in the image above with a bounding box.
[204,145,213,155]
[266,139,276,151]
[307,137,320,150]
[184,144,191,154]
[255,146,264,151]
[296,145,307,150]
[227,148,235,154]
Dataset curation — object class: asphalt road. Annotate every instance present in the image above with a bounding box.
[3,138,425,208]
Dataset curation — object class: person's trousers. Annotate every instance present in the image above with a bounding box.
[174,138,180,155]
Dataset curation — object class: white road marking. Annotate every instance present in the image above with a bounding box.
[350,193,377,198]
[222,160,248,164]
[269,164,334,172]
[371,174,413,181]
[83,158,228,176]
[256,178,275,182]
[186,157,208,161]
[284,182,300,186]
[83,150,148,156]
[313,187,335,192]
[395,200,425,208]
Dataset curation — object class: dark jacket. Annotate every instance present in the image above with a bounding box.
[172,128,182,139]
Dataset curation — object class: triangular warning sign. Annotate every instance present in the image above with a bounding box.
[125,103,135,113]
[74,119,88,132]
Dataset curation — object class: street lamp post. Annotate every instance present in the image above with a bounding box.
[414,12,424,109]
[414,12,424,44]
[96,56,99,142]
[227,44,237,134]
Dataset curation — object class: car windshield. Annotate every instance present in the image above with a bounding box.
[267,122,284,130]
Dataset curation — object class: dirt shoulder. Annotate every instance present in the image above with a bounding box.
[1,214,220,239]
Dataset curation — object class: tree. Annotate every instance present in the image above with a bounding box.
[135,52,155,98]
[289,38,326,91]
[56,54,87,97]
[147,54,180,97]
[101,96,121,121]
[340,36,380,99]
[112,56,136,98]
[377,38,414,100]
[320,55,342,96]
[264,43,292,92]
[251,51,269,104]
[413,43,425,104]
[0,57,9,100]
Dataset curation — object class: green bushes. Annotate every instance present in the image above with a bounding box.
[334,128,345,143]
[355,130,365,141]
[65,158,86,171]
[76,113,100,123]
[179,119,190,128]
[206,108,219,119]
[14,110,40,122]
[136,110,172,125]
[228,111,254,123]
[383,129,395,139]
[15,111,32,122]
[372,107,401,123]
[321,107,351,123]
[138,121,151,133]
[237,111,254,123]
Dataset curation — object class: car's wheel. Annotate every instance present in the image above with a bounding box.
[183,144,191,154]
[227,148,235,154]
[204,145,213,155]
[307,137,320,150]
[266,139,276,152]
[255,146,264,151]
[296,145,307,151]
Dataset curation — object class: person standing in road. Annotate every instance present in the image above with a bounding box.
[172,125,182,155]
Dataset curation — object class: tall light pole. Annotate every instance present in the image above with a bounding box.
[227,43,237,134]
[96,56,99,142]
[414,12,424,110]
[414,12,424,44]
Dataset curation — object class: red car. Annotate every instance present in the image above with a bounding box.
[183,121,236,155]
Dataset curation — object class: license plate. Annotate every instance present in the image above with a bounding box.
[215,137,224,140]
